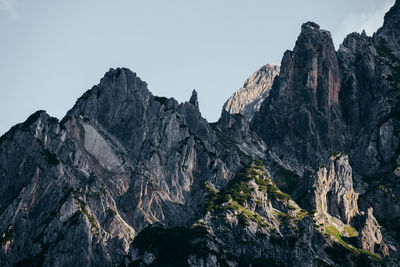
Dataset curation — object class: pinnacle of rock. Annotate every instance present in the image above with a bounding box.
[189,89,199,109]
[1,1,400,265]
[301,21,320,31]
[223,63,280,120]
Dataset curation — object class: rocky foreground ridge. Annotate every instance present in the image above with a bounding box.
[1,1,400,266]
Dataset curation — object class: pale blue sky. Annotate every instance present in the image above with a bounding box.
[0,0,395,135]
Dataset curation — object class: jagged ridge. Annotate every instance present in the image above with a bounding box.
[1,1,400,266]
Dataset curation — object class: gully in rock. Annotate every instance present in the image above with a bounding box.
[1,1,400,266]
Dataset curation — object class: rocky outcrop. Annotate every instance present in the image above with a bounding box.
[0,111,136,266]
[129,161,351,266]
[336,2,400,255]
[360,208,388,256]
[252,22,345,170]
[312,154,358,224]
[336,0,400,175]
[223,64,280,120]
[0,68,262,266]
[1,1,400,266]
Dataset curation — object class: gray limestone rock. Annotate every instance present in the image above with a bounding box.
[223,64,280,120]
[312,154,359,224]
[2,1,400,266]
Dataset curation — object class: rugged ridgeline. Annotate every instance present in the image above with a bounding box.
[0,69,267,266]
[223,64,280,120]
[251,1,400,265]
[0,2,400,267]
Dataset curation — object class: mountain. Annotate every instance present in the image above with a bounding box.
[1,1,400,266]
[223,64,280,120]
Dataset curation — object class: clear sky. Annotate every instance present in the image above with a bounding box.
[0,0,395,135]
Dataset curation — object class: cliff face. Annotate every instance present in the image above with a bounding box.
[312,154,359,225]
[252,22,345,170]
[249,1,400,265]
[1,1,400,266]
[130,161,340,266]
[0,69,264,266]
[223,64,280,120]
[336,1,400,254]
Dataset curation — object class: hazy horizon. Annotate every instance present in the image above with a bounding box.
[0,0,395,136]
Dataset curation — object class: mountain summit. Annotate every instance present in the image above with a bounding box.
[223,63,280,120]
[1,1,400,266]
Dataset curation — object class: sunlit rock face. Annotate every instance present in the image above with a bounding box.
[312,154,359,224]
[1,1,400,266]
[223,64,280,120]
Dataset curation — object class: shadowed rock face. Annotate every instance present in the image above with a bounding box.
[378,0,400,45]
[1,1,400,266]
[294,22,341,111]
[335,5,400,257]
[252,22,345,170]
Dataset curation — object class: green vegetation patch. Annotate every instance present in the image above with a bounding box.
[277,212,294,222]
[205,160,270,211]
[344,225,357,237]
[204,160,281,228]
[225,201,268,227]
[73,194,99,231]
[266,184,291,201]
[325,225,384,265]
[0,228,14,245]
[295,209,308,221]
[107,208,117,216]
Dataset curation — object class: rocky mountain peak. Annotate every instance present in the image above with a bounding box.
[293,21,339,110]
[189,89,199,109]
[1,1,400,265]
[99,67,148,94]
[223,63,280,120]
[301,21,320,32]
[380,0,400,33]
[376,0,400,55]
[0,110,58,145]
[252,22,344,168]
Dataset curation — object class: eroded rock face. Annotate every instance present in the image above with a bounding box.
[360,208,388,256]
[252,22,345,169]
[0,69,261,266]
[223,64,280,120]
[336,3,400,256]
[128,162,343,267]
[1,1,400,266]
[313,154,358,224]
